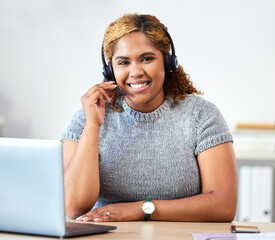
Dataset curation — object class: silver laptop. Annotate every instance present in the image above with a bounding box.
[0,137,116,238]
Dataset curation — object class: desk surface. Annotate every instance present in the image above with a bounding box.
[0,221,274,240]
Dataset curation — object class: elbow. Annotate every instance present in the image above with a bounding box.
[219,208,236,222]
[66,212,79,220]
[208,190,237,222]
[66,207,85,220]
[64,186,99,219]
[65,198,97,219]
[65,204,94,219]
[208,205,236,222]
[216,197,237,222]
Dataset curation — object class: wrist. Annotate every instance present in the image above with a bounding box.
[141,199,155,221]
[83,123,101,132]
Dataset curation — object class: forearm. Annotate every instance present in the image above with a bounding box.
[150,192,237,222]
[75,192,237,222]
[64,125,100,218]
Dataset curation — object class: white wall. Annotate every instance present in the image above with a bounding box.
[1,0,275,139]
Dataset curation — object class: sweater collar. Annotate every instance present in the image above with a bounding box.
[121,97,173,122]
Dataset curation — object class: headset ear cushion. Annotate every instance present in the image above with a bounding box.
[102,66,108,80]
[164,54,171,73]
[103,63,115,82]
[108,63,115,82]
[164,54,178,72]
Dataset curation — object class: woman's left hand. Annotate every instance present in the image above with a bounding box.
[75,202,145,222]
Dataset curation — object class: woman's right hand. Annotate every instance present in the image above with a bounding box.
[64,82,117,218]
[81,81,117,128]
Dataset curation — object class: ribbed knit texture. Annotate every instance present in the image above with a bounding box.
[61,96,233,209]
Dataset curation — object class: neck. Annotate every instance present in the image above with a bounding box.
[124,90,165,113]
[125,98,165,113]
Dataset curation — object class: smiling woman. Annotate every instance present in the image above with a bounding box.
[60,13,237,223]
[104,14,200,113]
[112,32,166,112]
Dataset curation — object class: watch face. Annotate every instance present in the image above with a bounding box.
[142,201,155,214]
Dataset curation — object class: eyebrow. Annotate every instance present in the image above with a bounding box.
[114,56,129,60]
[114,52,156,61]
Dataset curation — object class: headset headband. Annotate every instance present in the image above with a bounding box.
[159,24,176,57]
[101,25,176,65]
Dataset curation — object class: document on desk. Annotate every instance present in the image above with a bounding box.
[192,232,275,239]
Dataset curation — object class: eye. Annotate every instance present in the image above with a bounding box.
[141,56,154,62]
[118,60,129,66]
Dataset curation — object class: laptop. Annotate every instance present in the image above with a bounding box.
[0,137,116,238]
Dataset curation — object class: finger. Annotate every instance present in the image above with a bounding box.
[75,213,97,222]
[85,85,117,102]
[78,212,105,222]
[79,208,113,222]
[93,215,112,222]
[82,89,109,106]
[82,213,105,222]
[87,82,117,95]
[88,211,113,222]
[102,81,116,85]
[90,91,106,105]
[98,89,111,102]
[75,207,99,220]
[76,208,105,220]
[99,81,118,91]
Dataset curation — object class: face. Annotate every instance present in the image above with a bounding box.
[112,32,165,113]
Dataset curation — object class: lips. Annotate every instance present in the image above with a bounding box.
[127,81,151,90]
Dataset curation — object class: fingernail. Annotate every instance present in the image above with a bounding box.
[93,218,100,222]
[75,216,82,221]
[82,217,89,221]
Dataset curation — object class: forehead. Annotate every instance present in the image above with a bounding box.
[113,32,161,56]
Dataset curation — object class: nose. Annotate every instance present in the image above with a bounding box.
[129,62,144,79]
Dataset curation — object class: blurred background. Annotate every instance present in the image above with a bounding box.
[1,0,274,139]
[1,0,275,222]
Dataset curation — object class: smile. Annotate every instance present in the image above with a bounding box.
[128,81,150,89]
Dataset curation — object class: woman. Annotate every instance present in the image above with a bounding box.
[61,13,237,222]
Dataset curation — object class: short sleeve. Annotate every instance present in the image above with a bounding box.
[193,97,233,155]
[60,108,86,141]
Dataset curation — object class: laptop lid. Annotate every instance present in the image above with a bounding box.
[0,138,66,237]
[0,137,116,238]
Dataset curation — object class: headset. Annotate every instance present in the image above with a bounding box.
[160,25,179,73]
[101,24,178,95]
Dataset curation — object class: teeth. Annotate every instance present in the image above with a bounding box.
[130,82,148,89]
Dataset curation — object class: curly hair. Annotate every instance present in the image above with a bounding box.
[103,13,202,111]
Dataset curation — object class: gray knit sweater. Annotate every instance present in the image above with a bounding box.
[61,96,233,209]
